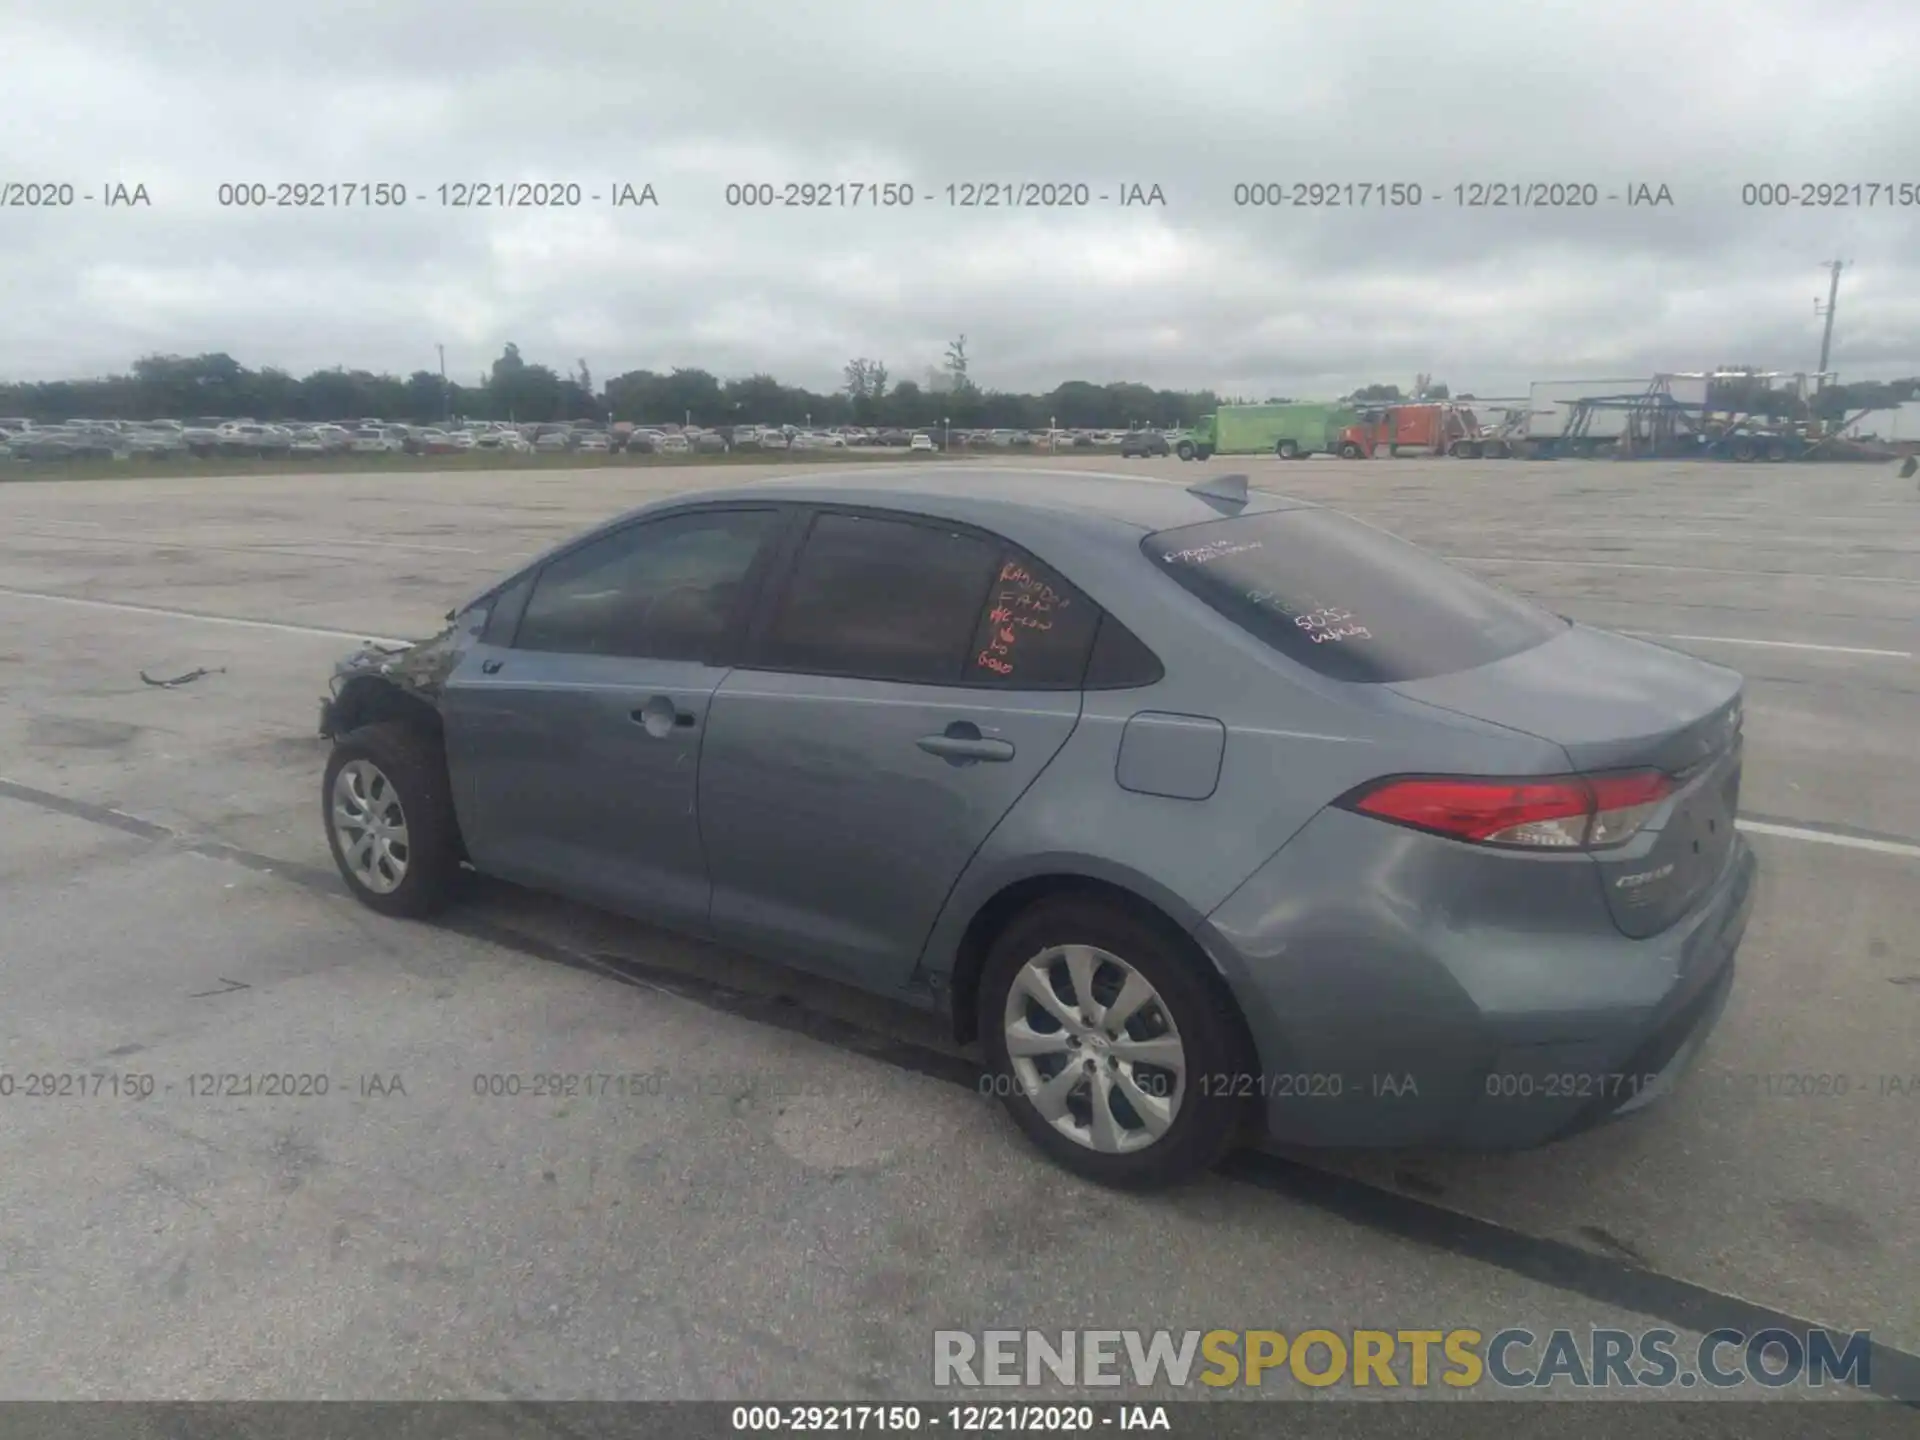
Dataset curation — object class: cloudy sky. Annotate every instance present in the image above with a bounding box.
[4,0,1917,398]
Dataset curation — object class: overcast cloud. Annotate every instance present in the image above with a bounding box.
[3,0,1917,397]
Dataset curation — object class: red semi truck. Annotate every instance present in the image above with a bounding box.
[1354,402,1495,457]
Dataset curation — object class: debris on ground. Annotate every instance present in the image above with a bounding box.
[140,666,227,688]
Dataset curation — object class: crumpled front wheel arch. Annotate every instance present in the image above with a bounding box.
[321,675,442,743]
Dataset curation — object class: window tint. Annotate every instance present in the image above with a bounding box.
[1144,507,1567,683]
[760,512,1001,683]
[1083,613,1164,689]
[480,573,534,646]
[513,509,777,660]
[965,551,1101,687]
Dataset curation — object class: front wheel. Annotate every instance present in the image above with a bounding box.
[979,897,1252,1189]
[1175,441,1195,461]
[1338,442,1362,459]
[322,721,462,918]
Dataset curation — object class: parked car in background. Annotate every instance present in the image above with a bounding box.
[575,431,612,453]
[1120,429,1171,458]
[654,433,691,455]
[909,432,936,452]
[533,429,575,453]
[213,423,290,457]
[350,428,395,454]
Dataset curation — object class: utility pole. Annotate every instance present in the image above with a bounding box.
[436,343,449,422]
[1815,261,1847,383]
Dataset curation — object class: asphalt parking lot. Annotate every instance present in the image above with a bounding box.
[0,454,1915,1405]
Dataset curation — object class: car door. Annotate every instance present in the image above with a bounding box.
[699,508,1100,991]
[440,505,788,931]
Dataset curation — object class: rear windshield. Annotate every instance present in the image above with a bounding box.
[1144,506,1567,683]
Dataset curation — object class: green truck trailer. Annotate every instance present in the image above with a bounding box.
[1175,403,1365,461]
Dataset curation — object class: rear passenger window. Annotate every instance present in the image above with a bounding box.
[965,551,1101,688]
[759,512,1002,683]
[1082,613,1164,689]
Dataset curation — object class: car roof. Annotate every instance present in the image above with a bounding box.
[632,466,1314,536]
[457,467,1317,617]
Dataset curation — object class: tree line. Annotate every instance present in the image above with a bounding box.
[0,344,1225,432]
[3,346,1909,430]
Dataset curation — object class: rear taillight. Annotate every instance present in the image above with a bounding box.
[1340,770,1674,849]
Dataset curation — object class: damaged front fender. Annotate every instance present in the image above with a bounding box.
[319,607,481,739]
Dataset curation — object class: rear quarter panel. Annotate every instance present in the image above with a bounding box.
[913,554,1574,990]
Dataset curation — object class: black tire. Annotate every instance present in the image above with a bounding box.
[1275,440,1299,459]
[1338,442,1362,459]
[322,721,462,918]
[1175,441,1195,461]
[978,896,1253,1190]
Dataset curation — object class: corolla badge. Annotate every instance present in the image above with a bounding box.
[1615,863,1676,890]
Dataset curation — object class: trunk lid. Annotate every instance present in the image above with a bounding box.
[1388,625,1746,938]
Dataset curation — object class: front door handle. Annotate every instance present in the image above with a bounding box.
[917,722,1015,764]
[480,658,503,674]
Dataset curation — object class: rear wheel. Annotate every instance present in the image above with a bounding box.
[979,897,1251,1189]
[1275,440,1299,459]
[1338,442,1362,459]
[1731,436,1757,462]
[322,721,461,918]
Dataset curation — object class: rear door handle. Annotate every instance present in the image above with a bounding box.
[480,658,504,674]
[630,695,695,737]
[917,723,1014,763]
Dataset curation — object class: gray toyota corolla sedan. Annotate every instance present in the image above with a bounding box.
[318,467,1757,1188]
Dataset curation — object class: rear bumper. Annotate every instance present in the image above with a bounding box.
[1198,812,1758,1150]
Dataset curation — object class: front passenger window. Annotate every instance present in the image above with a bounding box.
[513,509,778,661]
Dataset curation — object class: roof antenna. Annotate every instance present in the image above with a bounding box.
[1186,472,1249,510]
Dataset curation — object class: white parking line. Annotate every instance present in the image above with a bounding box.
[12,529,492,558]
[1622,631,1912,659]
[1446,553,1920,585]
[256,537,491,555]
[1736,820,1920,860]
[0,586,409,644]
